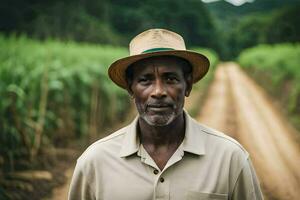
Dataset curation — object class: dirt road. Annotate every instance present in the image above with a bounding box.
[50,168,74,200]
[196,62,300,200]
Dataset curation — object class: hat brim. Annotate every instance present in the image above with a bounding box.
[108,50,210,89]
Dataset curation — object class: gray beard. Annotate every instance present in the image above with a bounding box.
[139,108,178,126]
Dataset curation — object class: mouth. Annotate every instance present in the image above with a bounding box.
[147,104,173,112]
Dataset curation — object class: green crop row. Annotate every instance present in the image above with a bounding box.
[238,43,300,130]
[0,35,219,171]
[0,35,130,168]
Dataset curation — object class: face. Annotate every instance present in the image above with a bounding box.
[129,56,192,126]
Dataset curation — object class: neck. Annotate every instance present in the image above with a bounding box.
[138,112,185,148]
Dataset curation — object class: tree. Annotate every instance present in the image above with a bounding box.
[265,6,300,44]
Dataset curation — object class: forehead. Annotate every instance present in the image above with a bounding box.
[131,56,186,75]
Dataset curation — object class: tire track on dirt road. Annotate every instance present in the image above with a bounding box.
[196,64,237,137]
[197,62,300,200]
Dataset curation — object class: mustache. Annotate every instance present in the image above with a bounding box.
[146,100,174,108]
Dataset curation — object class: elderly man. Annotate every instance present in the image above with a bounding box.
[68,29,263,200]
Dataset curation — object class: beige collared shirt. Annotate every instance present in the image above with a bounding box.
[68,112,263,200]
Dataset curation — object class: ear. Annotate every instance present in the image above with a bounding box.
[127,87,134,97]
[185,74,193,97]
[126,82,134,98]
[125,76,133,95]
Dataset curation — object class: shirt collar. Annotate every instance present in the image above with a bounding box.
[119,110,206,157]
[119,116,140,157]
[182,111,206,155]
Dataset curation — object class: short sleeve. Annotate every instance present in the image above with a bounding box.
[231,157,264,200]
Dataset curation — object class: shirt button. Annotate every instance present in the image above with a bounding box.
[153,169,159,175]
[160,177,165,183]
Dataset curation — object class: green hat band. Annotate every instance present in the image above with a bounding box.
[142,48,175,53]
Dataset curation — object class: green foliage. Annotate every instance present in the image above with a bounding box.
[0,0,220,51]
[228,5,300,59]
[265,6,300,44]
[2,0,300,60]
[0,35,130,168]
[206,0,300,59]
[103,0,221,50]
[227,13,271,58]
[238,43,300,129]
[0,0,120,44]
[192,48,219,70]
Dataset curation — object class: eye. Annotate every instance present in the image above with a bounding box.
[166,76,179,83]
[137,77,151,85]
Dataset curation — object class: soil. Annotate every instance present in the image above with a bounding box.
[50,167,74,200]
[1,148,79,200]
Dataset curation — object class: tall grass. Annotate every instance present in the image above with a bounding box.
[0,35,129,168]
[238,43,300,130]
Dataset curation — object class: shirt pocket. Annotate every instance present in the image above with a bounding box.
[187,191,228,200]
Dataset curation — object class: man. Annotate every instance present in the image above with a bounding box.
[68,29,263,200]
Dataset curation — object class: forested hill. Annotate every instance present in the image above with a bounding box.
[0,0,219,50]
[204,0,300,58]
[205,0,300,19]
[1,0,299,59]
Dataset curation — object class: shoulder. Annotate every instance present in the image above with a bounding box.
[189,116,249,159]
[77,125,128,165]
[204,124,247,155]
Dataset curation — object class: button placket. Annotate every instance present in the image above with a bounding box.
[154,175,169,200]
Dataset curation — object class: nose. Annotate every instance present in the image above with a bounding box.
[151,79,167,99]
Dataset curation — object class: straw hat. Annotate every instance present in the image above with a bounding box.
[108,28,210,89]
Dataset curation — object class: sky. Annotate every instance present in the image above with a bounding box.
[202,0,255,6]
